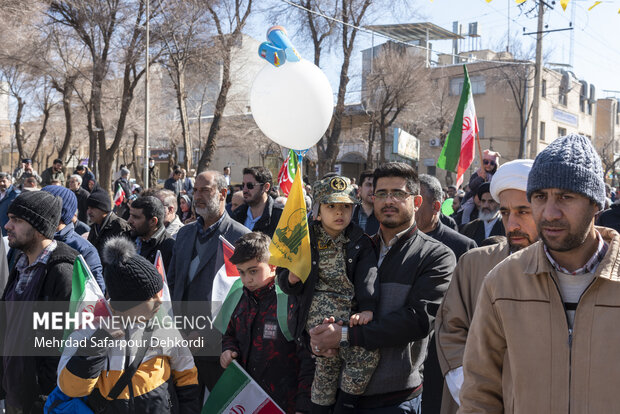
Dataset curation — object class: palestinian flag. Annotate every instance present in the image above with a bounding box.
[277,150,298,196]
[113,183,125,206]
[154,250,173,320]
[211,236,242,323]
[436,65,478,188]
[202,360,284,414]
[212,240,293,341]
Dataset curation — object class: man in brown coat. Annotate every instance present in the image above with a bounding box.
[460,134,620,413]
[435,159,537,414]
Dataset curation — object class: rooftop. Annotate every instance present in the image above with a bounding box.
[364,22,464,42]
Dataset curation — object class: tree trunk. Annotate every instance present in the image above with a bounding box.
[130,131,142,186]
[174,65,191,171]
[197,45,232,173]
[379,120,387,163]
[57,77,75,162]
[31,104,51,162]
[14,96,26,160]
[366,121,375,169]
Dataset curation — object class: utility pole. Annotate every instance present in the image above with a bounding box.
[507,0,511,53]
[529,0,544,159]
[144,0,150,189]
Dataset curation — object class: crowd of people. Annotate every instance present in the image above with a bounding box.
[1,133,620,413]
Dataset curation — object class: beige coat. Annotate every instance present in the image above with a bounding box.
[435,240,510,414]
[460,227,620,413]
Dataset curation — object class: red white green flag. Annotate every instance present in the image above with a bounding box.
[436,65,478,188]
[277,150,298,196]
[202,360,284,414]
[113,183,125,206]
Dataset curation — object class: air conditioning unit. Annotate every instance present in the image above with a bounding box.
[429,138,441,147]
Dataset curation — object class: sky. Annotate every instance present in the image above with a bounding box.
[247,0,620,104]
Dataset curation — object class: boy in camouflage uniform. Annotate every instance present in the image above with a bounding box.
[278,176,379,413]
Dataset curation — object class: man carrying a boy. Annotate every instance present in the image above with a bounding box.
[309,162,456,413]
[278,175,379,413]
[220,232,314,413]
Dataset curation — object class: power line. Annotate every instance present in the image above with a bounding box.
[278,0,532,66]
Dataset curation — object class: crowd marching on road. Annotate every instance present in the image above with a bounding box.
[1,133,620,413]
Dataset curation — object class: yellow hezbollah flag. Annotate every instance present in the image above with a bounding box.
[269,170,311,282]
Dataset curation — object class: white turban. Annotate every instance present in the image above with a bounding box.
[490,159,534,202]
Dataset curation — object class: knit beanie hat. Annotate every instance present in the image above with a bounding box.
[42,185,78,225]
[8,191,62,239]
[527,134,605,210]
[87,190,112,213]
[102,237,163,311]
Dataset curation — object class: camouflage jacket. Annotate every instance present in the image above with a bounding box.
[277,221,379,348]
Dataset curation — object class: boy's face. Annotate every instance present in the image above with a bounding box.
[318,203,353,238]
[235,258,276,292]
[115,294,162,323]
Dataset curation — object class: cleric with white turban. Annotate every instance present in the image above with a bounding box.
[490,159,535,202]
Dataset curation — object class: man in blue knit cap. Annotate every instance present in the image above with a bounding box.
[460,134,620,413]
[42,185,105,292]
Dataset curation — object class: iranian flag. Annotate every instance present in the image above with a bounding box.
[211,236,243,325]
[277,150,298,196]
[202,360,284,414]
[436,65,478,188]
[65,255,111,341]
[113,183,125,206]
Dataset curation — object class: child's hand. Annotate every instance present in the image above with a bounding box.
[350,311,373,327]
[220,350,238,369]
[288,272,301,284]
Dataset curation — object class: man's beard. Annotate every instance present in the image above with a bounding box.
[479,208,499,222]
[195,194,220,220]
[378,206,413,229]
[537,218,591,252]
[506,230,534,252]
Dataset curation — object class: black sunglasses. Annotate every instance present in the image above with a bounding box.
[243,182,264,190]
[483,159,496,166]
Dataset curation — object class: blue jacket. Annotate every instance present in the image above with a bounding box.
[0,186,19,236]
[54,223,105,292]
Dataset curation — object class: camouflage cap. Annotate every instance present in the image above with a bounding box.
[313,176,358,205]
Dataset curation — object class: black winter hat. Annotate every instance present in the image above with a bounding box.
[87,190,112,213]
[102,237,163,311]
[8,191,62,239]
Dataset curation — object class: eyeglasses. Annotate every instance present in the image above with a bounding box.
[483,159,496,166]
[373,190,414,201]
[243,182,264,190]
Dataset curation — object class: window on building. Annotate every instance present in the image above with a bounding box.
[450,75,486,96]
[540,122,546,142]
[558,89,568,106]
[588,102,593,116]
[558,127,567,137]
[478,117,485,139]
[580,99,585,113]
[427,165,436,176]
[542,80,546,98]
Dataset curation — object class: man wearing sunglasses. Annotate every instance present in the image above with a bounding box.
[470,149,500,184]
[231,166,283,238]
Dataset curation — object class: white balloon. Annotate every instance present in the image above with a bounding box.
[250,59,333,150]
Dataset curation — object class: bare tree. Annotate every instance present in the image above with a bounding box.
[48,0,163,192]
[364,43,429,163]
[154,0,211,171]
[195,0,253,173]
